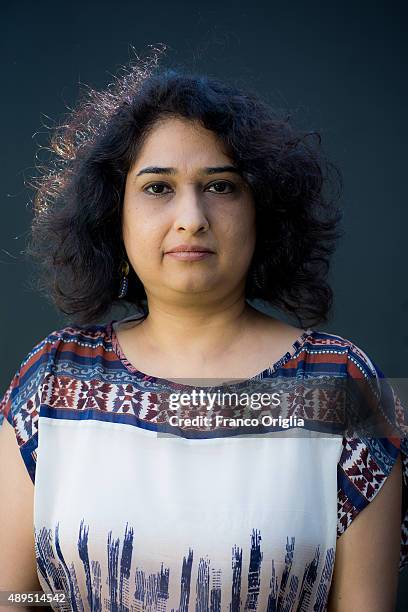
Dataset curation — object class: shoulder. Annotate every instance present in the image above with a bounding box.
[297,328,380,378]
[3,322,112,372]
[30,321,114,366]
[47,321,111,348]
[0,321,114,418]
[304,328,374,359]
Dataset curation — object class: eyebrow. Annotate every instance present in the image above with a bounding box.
[135,165,241,177]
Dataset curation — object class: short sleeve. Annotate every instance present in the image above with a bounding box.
[337,341,408,573]
[0,332,58,484]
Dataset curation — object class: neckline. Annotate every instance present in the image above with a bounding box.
[107,315,313,391]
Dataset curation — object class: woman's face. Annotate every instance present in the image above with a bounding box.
[122,117,256,305]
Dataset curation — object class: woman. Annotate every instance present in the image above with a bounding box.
[0,48,407,611]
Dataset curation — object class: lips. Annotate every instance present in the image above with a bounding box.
[165,251,214,261]
[165,244,214,254]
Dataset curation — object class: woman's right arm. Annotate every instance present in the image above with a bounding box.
[0,418,45,611]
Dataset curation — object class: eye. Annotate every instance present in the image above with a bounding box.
[144,182,171,196]
[207,181,235,194]
[143,180,236,197]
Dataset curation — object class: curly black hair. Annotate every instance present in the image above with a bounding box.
[27,44,343,327]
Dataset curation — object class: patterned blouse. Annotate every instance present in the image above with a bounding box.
[1,315,407,612]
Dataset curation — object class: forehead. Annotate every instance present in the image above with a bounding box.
[134,117,231,167]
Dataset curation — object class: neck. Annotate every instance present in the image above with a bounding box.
[134,293,264,360]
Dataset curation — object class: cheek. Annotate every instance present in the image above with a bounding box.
[122,207,165,268]
[232,210,256,267]
[224,209,256,250]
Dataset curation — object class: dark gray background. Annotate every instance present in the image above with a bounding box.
[1,0,407,604]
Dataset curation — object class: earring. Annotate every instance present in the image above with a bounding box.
[118,260,130,299]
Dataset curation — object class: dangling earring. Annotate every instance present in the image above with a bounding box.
[118,260,130,299]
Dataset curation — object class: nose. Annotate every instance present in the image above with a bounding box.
[172,188,210,234]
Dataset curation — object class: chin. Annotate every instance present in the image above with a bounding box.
[167,277,218,293]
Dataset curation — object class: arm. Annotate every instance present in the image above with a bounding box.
[0,418,48,611]
[328,452,402,612]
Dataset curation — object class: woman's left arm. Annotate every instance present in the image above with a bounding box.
[328,452,402,612]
